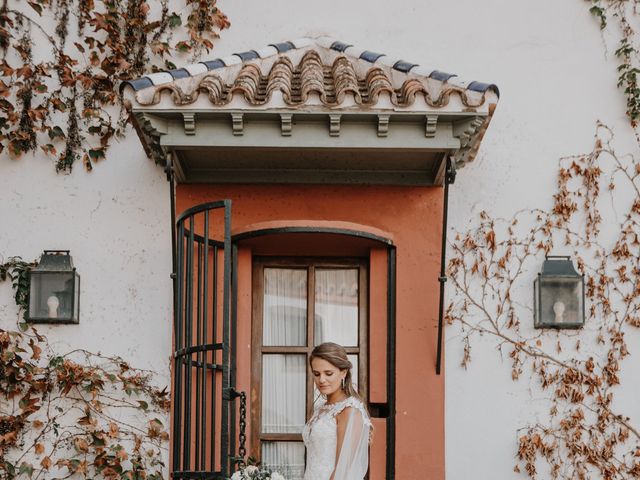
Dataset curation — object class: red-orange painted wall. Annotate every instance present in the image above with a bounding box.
[176,184,445,479]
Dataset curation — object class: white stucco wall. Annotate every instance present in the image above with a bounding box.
[3,1,639,478]
[0,136,172,379]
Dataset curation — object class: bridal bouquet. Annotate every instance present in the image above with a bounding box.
[230,464,286,480]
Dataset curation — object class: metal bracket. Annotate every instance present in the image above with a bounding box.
[224,387,242,400]
[425,115,438,138]
[329,114,341,137]
[445,159,457,185]
[182,113,196,136]
[377,114,390,137]
[163,150,174,183]
[280,113,293,136]
[231,112,244,136]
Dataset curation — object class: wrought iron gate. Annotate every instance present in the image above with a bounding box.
[172,200,241,479]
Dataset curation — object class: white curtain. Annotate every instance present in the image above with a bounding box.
[262,354,306,433]
[314,269,359,346]
[261,267,362,477]
[264,268,307,346]
[262,442,305,480]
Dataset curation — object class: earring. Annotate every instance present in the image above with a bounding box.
[341,377,345,390]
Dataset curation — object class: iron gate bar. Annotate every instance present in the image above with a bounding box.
[175,473,226,479]
[173,220,185,472]
[180,228,224,247]
[168,160,180,480]
[184,215,194,471]
[211,244,217,471]
[220,201,232,474]
[387,246,397,480]
[176,200,230,223]
[177,359,223,370]
[202,209,209,471]
[232,226,394,245]
[230,243,239,463]
[174,343,225,357]
[195,237,202,469]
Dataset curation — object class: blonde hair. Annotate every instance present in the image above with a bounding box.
[309,342,361,400]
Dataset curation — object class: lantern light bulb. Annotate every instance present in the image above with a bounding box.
[553,300,565,323]
[47,295,59,319]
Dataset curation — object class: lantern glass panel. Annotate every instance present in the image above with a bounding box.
[538,277,583,327]
[73,273,80,323]
[29,272,76,321]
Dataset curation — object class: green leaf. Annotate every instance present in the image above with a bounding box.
[49,356,63,368]
[27,1,43,16]
[588,6,606,29]
[2,350,15,361]
[174,41,192,53]
[88,148,105,160]
[150,418,164,427]
[91,433,106,446]
[48,126,65,140]
[168,13,182,28]
[18,462,34,477]
[137,400,149,411]
[4,461,15,476]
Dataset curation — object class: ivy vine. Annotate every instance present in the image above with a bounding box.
[0,0,229,172]
[587,0,640,129]
[0,259,170,479]
[0,258,36,316]
[447,123,640,479]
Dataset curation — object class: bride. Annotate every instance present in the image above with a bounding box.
[302,342,372,480]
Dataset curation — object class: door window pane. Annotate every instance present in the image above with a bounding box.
[262,354,306,433]
[263,268,307,346]
[314,269,359,346]
[262,441,305,480]
[348,354,359,392]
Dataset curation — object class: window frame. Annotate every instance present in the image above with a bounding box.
[250,256,369,463]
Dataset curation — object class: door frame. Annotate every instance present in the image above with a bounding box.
[250,256,369,463]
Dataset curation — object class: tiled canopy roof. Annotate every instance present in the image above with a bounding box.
[122,36,499,110]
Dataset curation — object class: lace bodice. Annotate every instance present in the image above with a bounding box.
[302,397,372,480]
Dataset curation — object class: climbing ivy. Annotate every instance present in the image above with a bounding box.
[0,257,36,316]
[0,258,171,479]
[448,124,640,478]
[0,0,229,172]
[587,0,640,129]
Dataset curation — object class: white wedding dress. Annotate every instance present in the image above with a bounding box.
[302,396,372,480]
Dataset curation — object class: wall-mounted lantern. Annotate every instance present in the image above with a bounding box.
[534,255,584,329]
[27,250,80,324]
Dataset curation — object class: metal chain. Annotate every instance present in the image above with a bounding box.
[238,391,247,459]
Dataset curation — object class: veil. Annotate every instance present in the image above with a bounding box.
[332,400,371,480]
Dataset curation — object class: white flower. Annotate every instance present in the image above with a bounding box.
[271,472,285,480]
[230,472,243,480]
[245,466,259,475]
